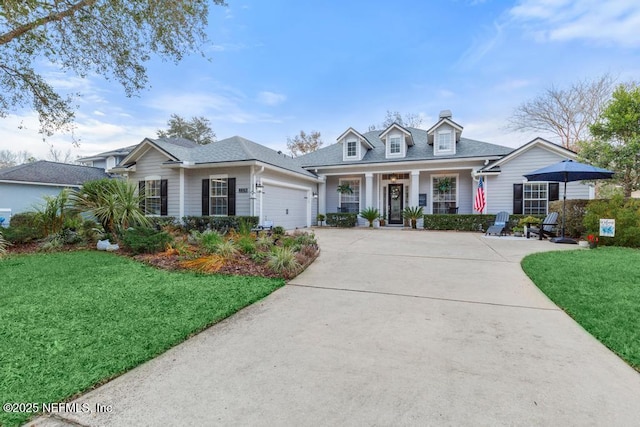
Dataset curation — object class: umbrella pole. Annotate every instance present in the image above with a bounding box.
[552,179,577,244]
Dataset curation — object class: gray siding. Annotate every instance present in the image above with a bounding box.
[0,183,72,217]
[489,146,590,214]
[127,149,181,217]
[184,167,252,217]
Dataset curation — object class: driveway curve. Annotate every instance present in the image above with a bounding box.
[31,229,640,426]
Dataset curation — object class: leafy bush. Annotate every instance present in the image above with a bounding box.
[360,207,380,227]
[267,246,300,275]
[272,225,286,236]
[291,230,317,247]
[250,252,268,264]
[38,234,64,252]
[8,212,39,228]
[198,230,224,253]
[181,216,259,233]
[147,216,178,230]
[403,206,424,229]
[79,219,102,244]
[518,216,542,227]
[236,235,256,254]
[1,225,44,243]
[34,189,75,236]
[256,234,274,250]
[122,227,173,254]
[549,199,590,238]
[326,212,357,227]
[583,196,640,247]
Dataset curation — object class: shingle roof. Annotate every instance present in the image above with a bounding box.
[0,161,111,185]
[296,127,514,168]
[77,144,137,161]
[146,136,317,179]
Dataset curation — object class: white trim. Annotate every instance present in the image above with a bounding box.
[0,180,82,188]
[435,130,455,155]
[144,175,161,181]
[336,127,374,149]
[344,139,360,161]
[260,177,314,227]
[318,165,480,176]
[385,135,406,159]
[209,173,228,180]
[338,177,362,213]
[179,168,185,221]
[427,117,463,134]
[305,156,500,172]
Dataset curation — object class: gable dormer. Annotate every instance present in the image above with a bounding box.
[427,110,463,156]
[337,127,373,161]
[379,123,414,159]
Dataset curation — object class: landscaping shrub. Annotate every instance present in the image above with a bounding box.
[236,235,256,254]
[256,234,274,250]
[272,225,286,236]
[179,255,225,273]
[0,230,7,256]
[213,239,239,258]
[583,196,640,247]
[267,246,300,276]
[38,234,64,252]
[195,230,224,253]
[8,212,39,228]
[147,216,178,230]
[326,212,357,227]
[549,199,590,238]
[423,214,534,232]
[122,227,173,254]
[1,225,44,243]
[181,216,259,233]
[291,230,317,247]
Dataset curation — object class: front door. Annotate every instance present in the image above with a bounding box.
[388,184,403,224]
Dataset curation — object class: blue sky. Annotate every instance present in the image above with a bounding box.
[1,0,639,160]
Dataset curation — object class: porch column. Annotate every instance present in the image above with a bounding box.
[318,175,327,215]
[410,170,420,207]
[365,173,373,209]
[179,168,185,221]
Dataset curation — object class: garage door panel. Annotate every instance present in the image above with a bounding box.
[263,185,307,230]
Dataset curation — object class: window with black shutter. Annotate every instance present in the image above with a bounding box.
[513,183,523,214]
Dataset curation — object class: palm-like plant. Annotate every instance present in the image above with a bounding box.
[360,207,380,227]
[69,179,149,238]
[0,229,8,256]
[402,206,424,229]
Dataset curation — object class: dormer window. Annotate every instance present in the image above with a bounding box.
[346,140,357,158]
[438,131,452,152]
[389,137,401,154]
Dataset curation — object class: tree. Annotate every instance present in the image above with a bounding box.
[579,84,640,197]
[157,114,216,145]
[0,1,226,136]
[369,110,424,130]
[286,130,323,157]
[507,74,616,151]
[46,146,75,163]
[0,149,36,168]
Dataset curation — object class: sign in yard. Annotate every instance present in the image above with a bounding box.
[599,219,615,237]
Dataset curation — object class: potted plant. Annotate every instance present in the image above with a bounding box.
[402,206,424,229]
[587,233,599,249]
[378,215,386,226]
[316,214,325,227]
[360,207,380,228]
[512,226,524,237]
[337,183,353,194]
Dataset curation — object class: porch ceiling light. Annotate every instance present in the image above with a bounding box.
[390,174,397,182]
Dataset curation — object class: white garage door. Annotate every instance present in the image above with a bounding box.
[262,184,308,230]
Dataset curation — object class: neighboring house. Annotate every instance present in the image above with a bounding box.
[77,145,137,172]
[298,111,591,225]
[104,110,592,229]
[111,137,322,229]
[0,161,111,225]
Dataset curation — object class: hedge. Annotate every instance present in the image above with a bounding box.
[147,216,178,230]
[549,199,589,238]
[583,196,640,247]
[422,214,541,232]
[182,216,259,233]
[326,212,357,227]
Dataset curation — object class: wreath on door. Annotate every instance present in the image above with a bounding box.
[391,186,401,200]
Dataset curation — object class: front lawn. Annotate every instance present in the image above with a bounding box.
[0,251,284,427]
[522,247,640,371]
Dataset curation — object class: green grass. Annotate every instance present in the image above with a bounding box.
[522,247,640,371]
[0,251,284,427]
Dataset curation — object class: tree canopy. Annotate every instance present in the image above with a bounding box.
[369,110,424,131]
[507,74,615,151]
[579,84,640,197]
[0,1,226,136]
[286,130,323,157]
[157,114,216,145]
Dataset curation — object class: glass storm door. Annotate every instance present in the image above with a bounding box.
[388,184,403,224]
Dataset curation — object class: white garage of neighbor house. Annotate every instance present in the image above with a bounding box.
[0,161,111,226]
[111,136,321,229]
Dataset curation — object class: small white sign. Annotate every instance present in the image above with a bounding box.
[599,219,615,237]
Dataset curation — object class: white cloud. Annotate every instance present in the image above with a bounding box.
[256,91,286,106]
[509,0,640,47]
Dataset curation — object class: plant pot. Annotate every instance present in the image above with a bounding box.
[589,242,598,249]
[578,241,589,248]
[514,232,523,237]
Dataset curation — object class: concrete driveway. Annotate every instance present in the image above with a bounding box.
[31,229,640,426]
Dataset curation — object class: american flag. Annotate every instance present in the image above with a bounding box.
[474,176,486,213]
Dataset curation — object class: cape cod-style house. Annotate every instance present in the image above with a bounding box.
[106,110,591,229]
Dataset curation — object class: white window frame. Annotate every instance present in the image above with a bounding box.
[338,178,361,214]
[430,173,459,214]
[435,130,454,155]
[144,175,161,217]
[389,137,401,154]
[210,174,229,216]
[344,139,359,160]
[385,134,406,158]
[523,182,549,215]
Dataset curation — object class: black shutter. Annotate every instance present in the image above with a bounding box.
[202,179,210,216]
[548,183,560,202]
[227,178,236,216]
[160,179,168,216]
[513,184,523,214]
[138,181,146,214]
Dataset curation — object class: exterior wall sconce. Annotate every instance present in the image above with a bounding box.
[255,181,264,191]
[312,192,318,199]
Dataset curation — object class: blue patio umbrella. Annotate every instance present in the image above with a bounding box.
[524,159,614,244]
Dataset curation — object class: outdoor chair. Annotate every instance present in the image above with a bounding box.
[447,206,459,214]
[485,211,510,236]
[526,212,559,240]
